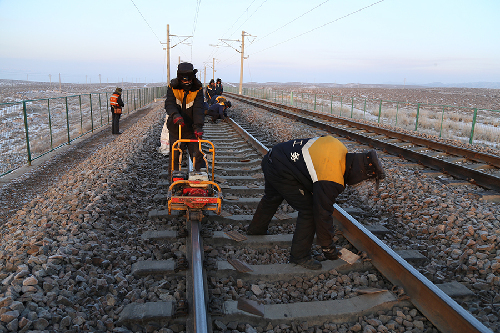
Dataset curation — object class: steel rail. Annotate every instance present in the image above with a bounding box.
[191,220,208,333]
[332,205,491,333]
[227,117,269,155]
[223,113,492,333]
[227,93,500,192]
[226,93,500,168]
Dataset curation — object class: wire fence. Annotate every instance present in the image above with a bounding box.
[0,86,168,177]
[228,86,500,151]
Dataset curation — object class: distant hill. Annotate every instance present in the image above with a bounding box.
[421,82,500,89]
[240,81,500,89]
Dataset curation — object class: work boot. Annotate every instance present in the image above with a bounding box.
[322,246,341,260]
[289,256,322,270]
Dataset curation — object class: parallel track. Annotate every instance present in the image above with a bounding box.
[117,116,492,333]
[226,92,500,195]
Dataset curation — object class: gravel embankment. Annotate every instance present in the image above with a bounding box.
[0,101,186,332]
[0,97,499,332]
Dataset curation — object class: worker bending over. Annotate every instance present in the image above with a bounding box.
[247,136,385,270]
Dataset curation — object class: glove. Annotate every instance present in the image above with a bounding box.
[173,116,185,127]
[322,245,340,260]
[194,130,203,139]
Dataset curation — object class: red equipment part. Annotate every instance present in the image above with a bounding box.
[182,188,208,197]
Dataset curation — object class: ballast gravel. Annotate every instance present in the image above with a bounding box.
[0,97,498,333]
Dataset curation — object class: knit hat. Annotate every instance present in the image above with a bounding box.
[114,87,122,95]
[344,150,385,188]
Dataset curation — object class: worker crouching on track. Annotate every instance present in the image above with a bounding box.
[206,96,231,123]
[165,62,206,171]
[246,136,385,270]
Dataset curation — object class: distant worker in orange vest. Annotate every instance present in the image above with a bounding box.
[110,87,124,134]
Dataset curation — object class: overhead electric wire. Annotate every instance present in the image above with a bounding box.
[192,0,202,36]
[256,0,330,43]
[248,0,385,56]
[129,0,162,44]
[205,0,268,66]
[204,0,258,62]
[230,0,268,39]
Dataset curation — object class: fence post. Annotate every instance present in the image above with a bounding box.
[331,95,333,114]
[22,101,32,166]
[395,101,399,126]
[363,98,367,118]
[439,106,445,138]
[65,97,71,144]
[290,91,293,106]
[48,99,53,150]
[90,94,94,132]
[314,94,317,111]
[378,100,382,124]
[99,93,103,126]
[79,95,83,135]
[469,108,478,144]
[415,103,420,131]
[350,97,354,118]
[106,93,110,124]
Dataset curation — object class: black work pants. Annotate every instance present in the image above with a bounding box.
[168,126,205,171]
[248,153,315,261]
[112,112,121,134]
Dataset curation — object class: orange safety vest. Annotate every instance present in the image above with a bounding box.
[110,93,119,106]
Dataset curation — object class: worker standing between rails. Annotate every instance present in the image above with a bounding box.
[110,87,124,135]
[214,78,223,96]
[164,62,205,171]
[206,96,231,123]
[209,78,224,105]
[205,79,216,105]
[246,136,385,270]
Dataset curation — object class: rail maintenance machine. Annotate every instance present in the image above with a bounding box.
[166,125,223,221]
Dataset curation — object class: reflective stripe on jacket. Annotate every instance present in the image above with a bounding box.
[172,88,201,109]
[110,93,119,106]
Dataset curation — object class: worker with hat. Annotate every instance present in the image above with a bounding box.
[246,136,385,270]
[164,62,205,171]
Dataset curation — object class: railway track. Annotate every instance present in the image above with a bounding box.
[226,92,500,198]
[117,116,492,333]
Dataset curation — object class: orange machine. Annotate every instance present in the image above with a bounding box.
[167,125,222,221]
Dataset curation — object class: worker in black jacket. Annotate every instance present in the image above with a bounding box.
[246,136,385,270]
[164,62,205,171]
[214,78,223,96]
[205,79,216,105]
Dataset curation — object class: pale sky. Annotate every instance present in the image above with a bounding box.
[0,0,499,85]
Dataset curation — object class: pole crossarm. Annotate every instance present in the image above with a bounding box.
[162,36,192,49]
[218,39,242,53]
